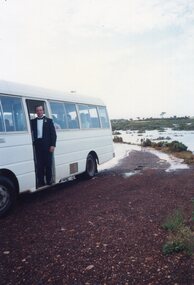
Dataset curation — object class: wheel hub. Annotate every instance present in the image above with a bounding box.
[87,158,94,174]
[0,186,10,209]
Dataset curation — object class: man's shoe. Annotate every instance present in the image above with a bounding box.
[38,182,45,187]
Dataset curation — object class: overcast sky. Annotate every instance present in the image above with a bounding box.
[0,0,194,119]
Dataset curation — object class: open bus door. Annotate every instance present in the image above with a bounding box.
[26,99,56,188]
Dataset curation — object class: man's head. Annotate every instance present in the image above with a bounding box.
[35,105,44,118]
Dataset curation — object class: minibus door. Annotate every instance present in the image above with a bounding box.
[26,99,56,188]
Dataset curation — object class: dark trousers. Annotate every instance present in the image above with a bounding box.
[34,139,53,186]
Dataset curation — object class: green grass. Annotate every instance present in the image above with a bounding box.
[162,209,184,232]
[162,209,194,256]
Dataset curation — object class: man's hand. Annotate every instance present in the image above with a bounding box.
[49,146,55,152]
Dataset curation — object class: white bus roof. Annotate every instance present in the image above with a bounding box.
[0,80,105,106]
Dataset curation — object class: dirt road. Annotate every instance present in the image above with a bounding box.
[0,150,194,284]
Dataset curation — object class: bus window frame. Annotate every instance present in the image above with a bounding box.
[0,94,28,134]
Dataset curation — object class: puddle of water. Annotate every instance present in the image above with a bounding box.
[148,148,189,172]
[134,165,144,170]
[99,143,189,173]
[122,170,141,178]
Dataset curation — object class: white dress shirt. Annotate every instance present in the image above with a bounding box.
[37,118,44,138]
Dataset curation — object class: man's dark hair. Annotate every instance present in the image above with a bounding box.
[35,105,44,111]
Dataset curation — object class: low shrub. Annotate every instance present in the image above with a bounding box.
[162,209,194,255]
[142,138,152,147]
[162,241,185,255]
[167,140,188,152]
[163,225,194,255]
[162,209,184,231]
[155,141,167,148]
[113,136,123,143]
[150,140,193,164]
[113,131,121,135]
[155,136,171,141]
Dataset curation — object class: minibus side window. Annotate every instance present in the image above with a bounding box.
[50,101,67,130]
[88,106,100,128]
[98,106,110,128]
[0,96,27,132]
[65,103,79,129]
[0,105,4,132]
[78,104,91,129]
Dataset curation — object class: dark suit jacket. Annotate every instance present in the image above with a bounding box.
[31,117,57,150]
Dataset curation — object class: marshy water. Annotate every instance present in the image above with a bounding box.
[118,128,194,152]
[99,128,193,173]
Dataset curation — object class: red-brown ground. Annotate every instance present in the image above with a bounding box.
[0,150,194,285]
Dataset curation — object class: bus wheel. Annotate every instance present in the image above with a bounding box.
[84,154,97,179]
[0,177,16,217]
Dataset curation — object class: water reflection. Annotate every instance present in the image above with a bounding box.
[119,128,194,152]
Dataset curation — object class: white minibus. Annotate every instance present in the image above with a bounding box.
[0,81,114,216]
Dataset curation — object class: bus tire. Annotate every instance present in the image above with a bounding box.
[84,154,97,179]
[0,176,17,217]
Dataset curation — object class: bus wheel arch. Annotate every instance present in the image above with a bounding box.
[0,170,19,217]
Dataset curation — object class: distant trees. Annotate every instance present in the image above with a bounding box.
[160,112,166,118]
[111,117,194,131]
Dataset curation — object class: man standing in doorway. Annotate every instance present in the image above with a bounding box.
[31,105,57,187]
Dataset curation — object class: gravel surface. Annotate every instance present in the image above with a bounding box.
[0,150,194,285]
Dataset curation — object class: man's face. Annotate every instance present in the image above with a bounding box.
[36,106,44,118]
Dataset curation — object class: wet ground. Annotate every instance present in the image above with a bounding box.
[0,149,194,284]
